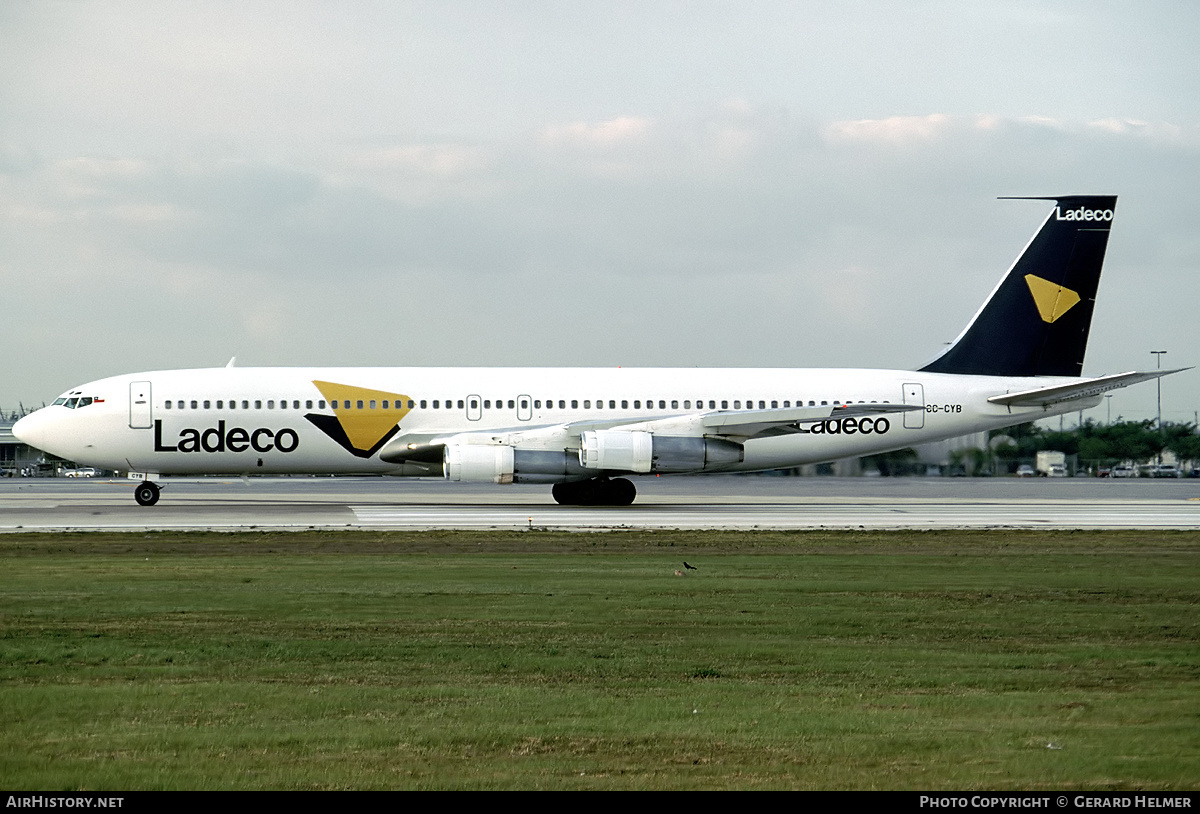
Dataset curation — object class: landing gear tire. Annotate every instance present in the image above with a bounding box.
[134,481,161,507]
[552,477,636,506]
[606,477,636,506]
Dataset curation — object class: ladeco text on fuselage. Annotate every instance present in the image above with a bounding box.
[794,416,890,435]
[153,419,299,453]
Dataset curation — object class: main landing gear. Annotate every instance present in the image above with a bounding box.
[551,477,637,506]
[134,480,161,507]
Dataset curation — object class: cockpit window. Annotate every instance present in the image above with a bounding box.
[78,397,93,407]
[64,398,79,409]
[53,398,67,406]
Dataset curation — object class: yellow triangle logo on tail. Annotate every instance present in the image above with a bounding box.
[1024,274,1081,323]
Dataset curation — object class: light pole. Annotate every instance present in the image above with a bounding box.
[1105,394,1112,425]
[1152,350,1167,464]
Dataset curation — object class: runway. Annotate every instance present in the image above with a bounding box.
[2,476,1198,531]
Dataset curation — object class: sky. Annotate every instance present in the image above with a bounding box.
[2,1,1198,425]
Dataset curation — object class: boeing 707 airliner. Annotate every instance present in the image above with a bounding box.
[14,195,1183,506]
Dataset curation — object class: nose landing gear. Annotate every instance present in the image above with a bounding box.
[134,480,161,507]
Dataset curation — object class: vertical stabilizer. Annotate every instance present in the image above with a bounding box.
[919,196,1116,377]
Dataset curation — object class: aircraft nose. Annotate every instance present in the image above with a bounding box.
[12,409,55,453]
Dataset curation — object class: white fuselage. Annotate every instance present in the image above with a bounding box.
[14,366,1094,478]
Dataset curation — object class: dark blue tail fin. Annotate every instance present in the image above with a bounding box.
[919,196,1117,377]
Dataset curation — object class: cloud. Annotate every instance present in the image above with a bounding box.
[4,101,1199,414]
[824,114,954,144]
[542,115,653,148]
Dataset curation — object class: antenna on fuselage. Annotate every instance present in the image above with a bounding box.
[225,357,237,368]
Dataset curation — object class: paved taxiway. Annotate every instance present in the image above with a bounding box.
[1,476,1197,531]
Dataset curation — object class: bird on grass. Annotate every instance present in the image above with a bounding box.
[683,562,697,570]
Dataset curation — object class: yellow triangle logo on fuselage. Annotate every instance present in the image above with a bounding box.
[311,380,411,454]
[1024,274,1081,324]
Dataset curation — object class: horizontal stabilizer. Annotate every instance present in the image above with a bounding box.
[987,368,1189,408]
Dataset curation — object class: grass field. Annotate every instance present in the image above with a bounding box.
[1,529,1197,790]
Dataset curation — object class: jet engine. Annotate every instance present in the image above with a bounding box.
[579,430,743,473]
[443,444,591,484]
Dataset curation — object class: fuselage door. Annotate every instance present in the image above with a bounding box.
[129,381,153,429]
[517,394,533,421]
[902,382,925,429]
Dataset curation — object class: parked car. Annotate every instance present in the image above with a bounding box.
[1016,464,1035,477]
[62,467,97,478]
[1151,465,1180,478]
[1111,465,1137,478]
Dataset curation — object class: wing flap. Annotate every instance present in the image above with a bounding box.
[700,402,921,439]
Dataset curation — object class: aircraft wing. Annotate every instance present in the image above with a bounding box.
[987,369,1190,408]
[377,416,653,463]
[378,402,923,462]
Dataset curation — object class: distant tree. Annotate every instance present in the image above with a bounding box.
[1163,422,1200,466]
[991,423,1045,458]
[991,440,1020,473]
[949,446,991,476]
[1081,419,1159,463]
[1039,429,1078,456]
